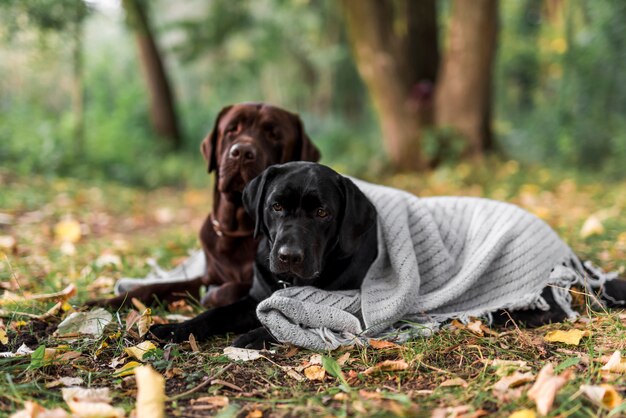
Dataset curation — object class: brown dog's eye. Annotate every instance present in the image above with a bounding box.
[272,203,283,212]
[225,124,239,135]
[316,208,329,218]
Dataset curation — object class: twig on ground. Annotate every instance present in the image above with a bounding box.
[167,363,234,402]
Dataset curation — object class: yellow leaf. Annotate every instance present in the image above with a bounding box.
[509,409,536,418]
[137,308,152,338]
[246,410,263,418]
[124,341,157,362]
[135,365,165,418]
[113,360,142,377]
[440,377,468,388]
[580,215,604,239]
[304,365,326,381]
[581,384,622,409]
[9,401,70,418]
[600,351,626,374]
[54,218,82,243]
[0,327,7,345]
[544,329,591,345]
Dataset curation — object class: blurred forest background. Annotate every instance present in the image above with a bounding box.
[1,0,625,188]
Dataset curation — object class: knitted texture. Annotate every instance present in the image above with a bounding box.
[255,178,615,350]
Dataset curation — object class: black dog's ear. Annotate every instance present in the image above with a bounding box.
[243,166,278,238]
[201,105,232,173]
[291,113,321,162]
[338,177,376,255]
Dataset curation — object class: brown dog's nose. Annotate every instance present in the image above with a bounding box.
[229,143,257,161]
[277,246,303,265]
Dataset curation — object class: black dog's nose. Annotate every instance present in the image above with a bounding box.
[277,246,303,265]
[229,143,257,161]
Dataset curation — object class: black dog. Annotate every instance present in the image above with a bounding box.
[150,162,626,347]
[149,162,378,348]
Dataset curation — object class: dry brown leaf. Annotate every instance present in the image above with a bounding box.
[364,359,409,375]
[527,363,571,415]
[493,372,534,393]
[0,235,16,251]
[62,387,124,418]
[0,326,7,345]
[337,351,350,366]
[136,308,152,338]
[191,396,229,408]
[580,384,622,409]
[368,339,402,350]
[46,376,84,388]
[440,377,468,388]
[431,405,472,418]
[600,350,626,374]
[188,334,200,352]
[466,320,484,336]
[135,365,165,418]
[544,329,591,345]
[508,410,536,418]
[304,365,326,381]
[308,353,322,365]
[1,284,76,305]
[283,367,304,381]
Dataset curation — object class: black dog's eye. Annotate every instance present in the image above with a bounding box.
[272,203,283,212]
[316,208,329,218]
[266,128,280,141]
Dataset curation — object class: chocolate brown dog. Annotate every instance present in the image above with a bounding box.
[90,103,320,309]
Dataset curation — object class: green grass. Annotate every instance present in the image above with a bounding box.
[1,160,626,417]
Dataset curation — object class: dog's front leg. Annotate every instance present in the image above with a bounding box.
[149,296,260,343]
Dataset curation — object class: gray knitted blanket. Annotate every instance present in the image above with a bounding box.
[255,178,616,350]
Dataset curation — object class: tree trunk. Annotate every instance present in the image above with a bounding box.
[71,18,84,159]
[122,0,181,149]
[435,0,499,158]
[341,0,439,172]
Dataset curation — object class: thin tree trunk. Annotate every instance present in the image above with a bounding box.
[123,0,181,149]
[435,0,498,157]
[71,19,84,159]
[342,0,439,172]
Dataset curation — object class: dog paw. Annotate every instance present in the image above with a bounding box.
[232,327,276,350]
[149,323,191,343]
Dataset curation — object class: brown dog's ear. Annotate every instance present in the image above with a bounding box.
[243,166,279,239]
[292,114,321,162]
[201,105,233,173]
[338,176,376,255]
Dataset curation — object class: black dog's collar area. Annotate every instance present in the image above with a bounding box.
[276,279,292,289]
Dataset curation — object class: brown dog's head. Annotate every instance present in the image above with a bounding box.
[200,103,320,197]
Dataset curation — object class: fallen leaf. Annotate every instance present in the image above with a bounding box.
[0,326,7,345]
[308,353,323,365]
[282,367,304,381]
[527,364,571,415]
[113,361,142,377]
[135,365,165,418]
[580,215,604,239]
[337,352,350,366]
[191,396,229,408]
[46,376,85,388]
[304,365,326,381]
[95,253,122,268]
[493,372,535,393]
[54,218,82,243]
[124,341,157,361]
[440,377,468,388]
[54,308,113,341]
[188,334,200,352]
[431,405,471,418]
[223,346,264,362]
[0,284,76,305]
[136,308,152,338]
[466,320,485,336]
[62,387,124,418]
[509,410,536,418]
[246,410,263,418]
[580,384,622,409]
[0,235,16,251]
[368,339,402,350]
[364,359,409,375]
[544,329,591,345]
[601,350,626,374]
[9,401,69,418]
